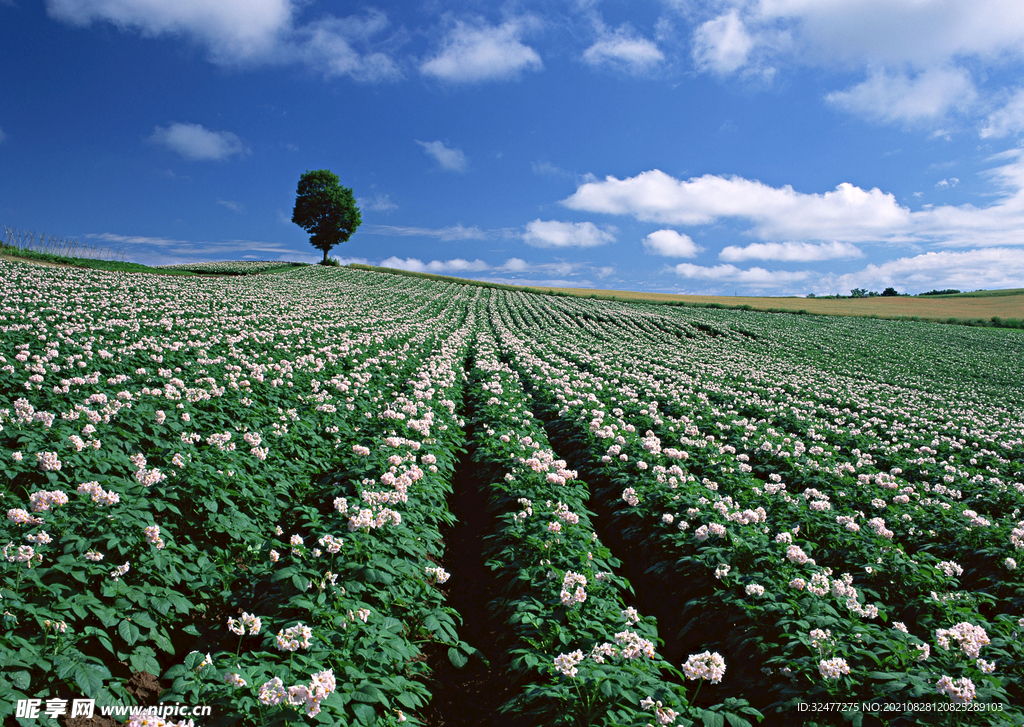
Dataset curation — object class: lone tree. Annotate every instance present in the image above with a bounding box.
[292,169,361,264]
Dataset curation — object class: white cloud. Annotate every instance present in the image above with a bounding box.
[293,12,402,82]
[502,257,529,272]
[378,256,489,274]
[753,0,1024,70]
[935,178,959,189]
[684,1,1024,129]
[691,10,754,75]
[420,19,542,83]
[217,199,245,213]
[46,0,400,81]
[719,241,863,262]
[150,122,247,161]
[564,151,1024,251]
[826,67,977,124]
[358,193,398,212]
[643,229,701,257]
[583,26,663,74]
[564,169,909,242]
[826,248,1024,294]
[417,140,468,172]
[981,88,1024,138]
[674,262,810,287]
[364,223,487,240]
[523,219,616,248]
[47,0,292,61]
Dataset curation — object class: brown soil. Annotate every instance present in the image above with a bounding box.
[419,451,521,727]
[57,672,165,727]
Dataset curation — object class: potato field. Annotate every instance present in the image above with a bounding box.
[1,261,1022,727]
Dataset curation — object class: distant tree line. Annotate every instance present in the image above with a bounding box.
[807,287,968,299]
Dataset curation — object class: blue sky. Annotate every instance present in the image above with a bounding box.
[4,0,1024,295]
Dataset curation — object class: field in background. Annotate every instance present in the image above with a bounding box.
[348,264,1024,326]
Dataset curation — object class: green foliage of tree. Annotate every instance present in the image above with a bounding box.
[291,169,362,264]
[881,287,899,296]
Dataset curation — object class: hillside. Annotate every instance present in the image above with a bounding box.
[1,258,1021,726]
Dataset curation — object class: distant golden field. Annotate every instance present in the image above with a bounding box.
[537,286,1024,322]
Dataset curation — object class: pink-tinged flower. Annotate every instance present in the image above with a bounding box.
[29,490,69,512]
[77,481,120,506]
[936,622,989,658]
[8,508,43,526]
[269,549,280,563]
[936,675,976,703]
[155,410,166,425]
[276,623,313,651]
[11,452,23,462]
[258,677,286,705]
[819,657,851,680]
[35,451,62,471]
[745,583,765,597]
[225,672,247,687]
[682,651,726,684]
[110,561,130,580]
[915,644,930,661]
[425,566,450,584]
[553,650,585,677]
[26,531,52,545]
[84,550,104,562]
[144,525,165,549]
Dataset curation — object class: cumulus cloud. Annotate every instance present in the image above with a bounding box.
[417,140,468,172]
[379,256,489,273]
[691,10,754,75]
[420,18,542,82]
[826,67,977,124]
[583,25,663,74]
[46,0,401,81]
[523,219,616,248]
[643,229,701,257]
[563,169,909,242]
[826,248,1024,294]
[563,151,1024,252]
[674,263,810,287]
[719,241,863,262]
[150,122,248,161]
[684,1,1024,129]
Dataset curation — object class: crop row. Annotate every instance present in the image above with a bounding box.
[484,288,1024,724]
[0,263,480,725]
[465,327,762,727]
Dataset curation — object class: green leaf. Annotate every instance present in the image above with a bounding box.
[129,647,160,676]
[9,671,30,690]
[725,714,752,727]
[74,663,109,698]
[118,620,140,646]
[352,703,376,724]
[447,648,468,669]
[702,712,725,727]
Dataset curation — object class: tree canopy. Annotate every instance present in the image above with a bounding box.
[291,169,362,264]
